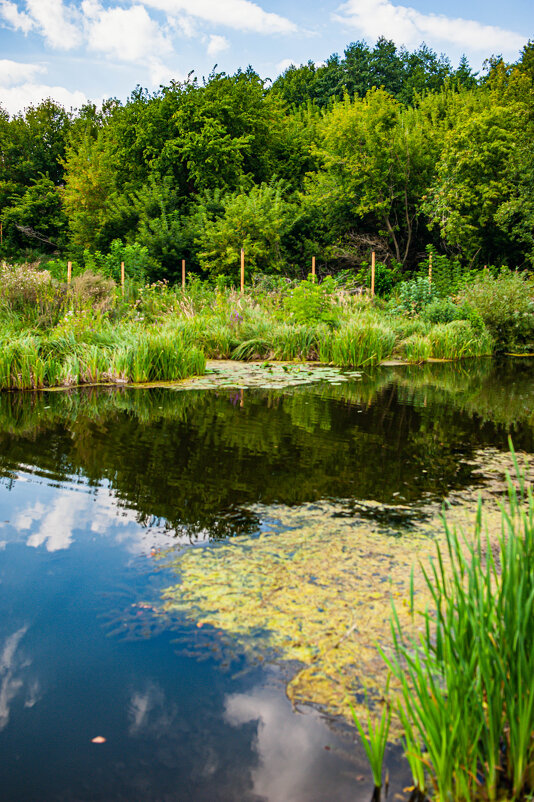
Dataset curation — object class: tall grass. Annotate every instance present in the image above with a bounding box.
[0,327,205,389]
[358,445,534,801]
[320,318,396,366]
[428,320,494,359]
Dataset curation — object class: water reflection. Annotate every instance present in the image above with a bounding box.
[0,626,29,732]
[0,359,533,800]
[0,359,532,543]
[225,683,376,802]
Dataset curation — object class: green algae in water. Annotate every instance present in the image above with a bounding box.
[159,450,530,727]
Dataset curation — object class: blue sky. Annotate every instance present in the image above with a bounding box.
[0,0,532,115]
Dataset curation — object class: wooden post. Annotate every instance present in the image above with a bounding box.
[371,251,375,297]
[311,255,316,282]
[240,248,245,294]
[182,259,186,289]
[429,251,432,286]
[121,261,125,295]
[0,221,2,246]
[67,260,72,284]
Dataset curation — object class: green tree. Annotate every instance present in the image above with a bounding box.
[195,181,296,278]
[309,89,436,265]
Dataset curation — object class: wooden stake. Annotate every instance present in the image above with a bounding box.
[429,251,432,286]
[311,255,316,282]
[240,248,245,294]
[67,260,72,284]
[182,259,186,289]
[121,261,125,295]
[371,251,375,297]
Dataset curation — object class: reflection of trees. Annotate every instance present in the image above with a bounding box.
[0,358,532,539]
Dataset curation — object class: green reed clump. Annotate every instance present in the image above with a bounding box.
[271,323,327,360]
[398,333,432,363]
[0,335,47,389]
[380,446,534,802]
[428,320,494,359]
[320,318,396,366]
[111,330,205,383]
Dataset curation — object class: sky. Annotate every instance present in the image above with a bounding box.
[0,0,532,116]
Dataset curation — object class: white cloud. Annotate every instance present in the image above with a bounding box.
[143,0,296,34]
[25,0,82,50]
[83,2,171,62]
[335,0,525,55]
[207,34,229,57]
[170,13,197,38]
[0,0,34,33]
[0,58,45,87]
[147,57,182,86]
[276,57,296,73]
[0,80,87,115]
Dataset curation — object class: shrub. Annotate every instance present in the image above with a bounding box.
[391,276,436,315]
[284,276,339,326]
[71,270,116,312]
[460,271,534,351]
[422,298,465,324]
[0,262,66,327]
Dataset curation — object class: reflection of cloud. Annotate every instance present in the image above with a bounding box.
[12,485,172,555]
[128,682,176,737]
[0,626,28,732]
[225,686,359,802]
[15,501,45,531]
[24,678,41,709]
[25,494,86,552]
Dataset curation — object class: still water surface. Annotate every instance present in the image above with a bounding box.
[0,358,533,801]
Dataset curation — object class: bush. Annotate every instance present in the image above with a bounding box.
[460,271,534,350]
[422,298,465,324]
[354,260,401,297]
[71,270,116,312]
[391,276,437,315]
[0,262,66,327]
[284,276,339,326]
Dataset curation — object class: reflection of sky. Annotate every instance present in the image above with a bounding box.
[0,625,36,733]
[0,472,208,556]
[225,683,371,802]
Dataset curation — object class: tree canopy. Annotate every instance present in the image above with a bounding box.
[0,38,532,278]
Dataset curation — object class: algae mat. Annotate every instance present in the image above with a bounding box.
[158,449,532,724]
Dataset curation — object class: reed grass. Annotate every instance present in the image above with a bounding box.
[320,319,396,366]
[428,320,494,359]
[366,444,534,802]
[398,333,432,363]
[350,679,392,794]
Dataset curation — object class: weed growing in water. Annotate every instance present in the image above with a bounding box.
[357,444,534,801]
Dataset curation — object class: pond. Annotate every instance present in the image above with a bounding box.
[0,357,533,801]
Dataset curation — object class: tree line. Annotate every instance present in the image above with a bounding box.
[0,37,533,283]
